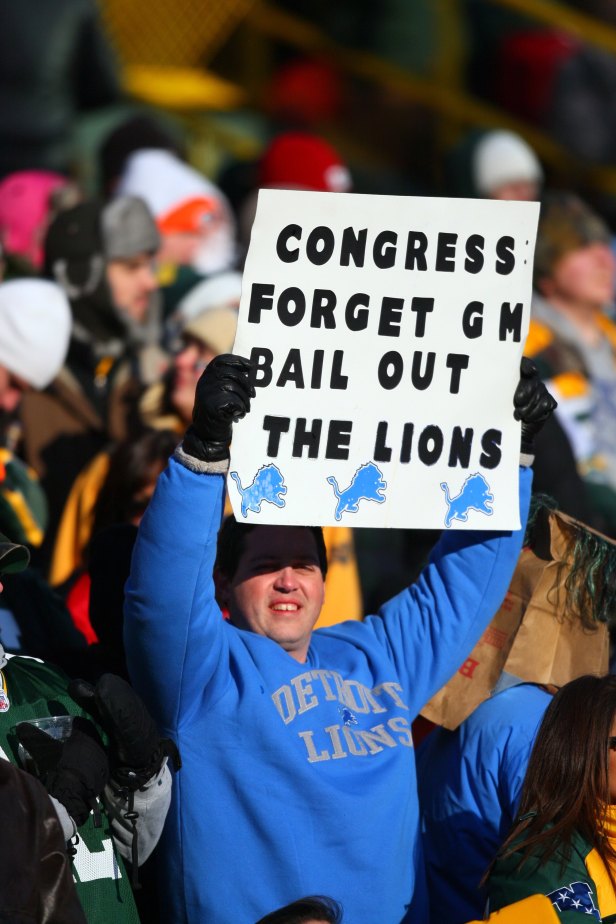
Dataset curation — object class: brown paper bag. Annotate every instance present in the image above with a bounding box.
[420,506,610,730]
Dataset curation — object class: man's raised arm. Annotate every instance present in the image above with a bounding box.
[124,355,254,732]
[368,359,557,714]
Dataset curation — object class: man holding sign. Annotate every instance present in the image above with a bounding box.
[125,340,554,922]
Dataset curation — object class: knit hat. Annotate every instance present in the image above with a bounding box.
[472,130,543,197]
[0,279,71,388]
[116,150,236,273]
[0,170,70,269]
[181,305,238,355]
[0,530,29,574]
[259,131,352,192]
[533,191,612,283]
[101,195,160,260]
[173,271,242,324]
[43,200,126,343]
[98,115,185,196]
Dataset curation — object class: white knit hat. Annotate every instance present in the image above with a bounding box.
[116,150,236,273]
[174,271,242,324]
[473,130,543,196]
[0,279,71,388]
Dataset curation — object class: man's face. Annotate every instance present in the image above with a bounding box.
[0,365,28,413]
[171,337,216,424]
[226,526,325,663]
[106,253,157,323]
[542,242,616,309]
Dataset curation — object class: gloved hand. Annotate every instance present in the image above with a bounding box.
[16,716,109,827]
[182,353,255,462]
[69,674,180,791]
[513,357,558,455]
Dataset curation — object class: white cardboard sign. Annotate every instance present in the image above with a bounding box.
[230,189,539,530]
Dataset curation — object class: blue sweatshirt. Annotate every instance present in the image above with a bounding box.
[417,683,552,923]
[124,457,531,924]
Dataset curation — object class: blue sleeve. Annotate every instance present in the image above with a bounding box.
[366,467,532,715]
[123,457,229,733]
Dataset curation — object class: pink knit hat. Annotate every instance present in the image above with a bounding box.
[0,170,69,269]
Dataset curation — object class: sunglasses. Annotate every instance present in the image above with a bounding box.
[609,737,616,750]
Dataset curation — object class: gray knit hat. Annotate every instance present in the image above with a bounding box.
[101,195,160,260]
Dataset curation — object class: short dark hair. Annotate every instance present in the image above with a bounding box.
[215,517,328,580]
[255,895,343,924]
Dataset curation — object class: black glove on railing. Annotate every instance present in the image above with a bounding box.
[17,716,109,828]
[182,353,255,462]
[513,357,558,456]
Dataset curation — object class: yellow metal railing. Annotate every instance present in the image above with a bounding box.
[98,0,616,195]
[99,0,254,110]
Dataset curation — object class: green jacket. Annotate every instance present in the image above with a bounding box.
[0,652,140,924]
[489,828,616,922]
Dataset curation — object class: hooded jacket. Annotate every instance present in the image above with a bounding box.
[19,200,167,569]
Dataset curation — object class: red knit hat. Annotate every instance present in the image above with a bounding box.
[259,132,352,192]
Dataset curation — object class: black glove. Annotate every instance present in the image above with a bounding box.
[16,716,109,828]
[182,353,255,462]
[513,357,558,455]
[69,674,180,791]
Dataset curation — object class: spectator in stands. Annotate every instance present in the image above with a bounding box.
[19,196,167,568]
[445,128,543,202]
[116,149,237,277]
[0,0,120,178]
[526,191,616,534]
[0,278,88,661]
[417,503,613,923]
[486,674,616,918]
[0,170,81,273]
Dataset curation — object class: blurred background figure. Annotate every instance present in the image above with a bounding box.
[237,131,352,261]
[0,170,81,275]
[417,502,613,923]
[526,191,616,535]
[116,148,237,277]
[51,429,178,648]
[142,305,240,431]
[486,674,616,919]
[445,128,543,201]
[0,0,121,178]
[97,112,186,200]
[19,196,166,569]
[0,279,86,660]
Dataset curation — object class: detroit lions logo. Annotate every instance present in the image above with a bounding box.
[229,465,287,518]
[546,882,599,919]
[327,462,387,522]
[440,473,494,528]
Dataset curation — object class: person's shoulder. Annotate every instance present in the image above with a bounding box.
[4,652,68,687]
[484,684,552,717]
